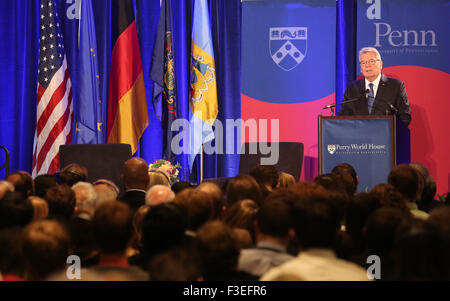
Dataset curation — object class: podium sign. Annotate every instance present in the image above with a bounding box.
[319,116,407,192]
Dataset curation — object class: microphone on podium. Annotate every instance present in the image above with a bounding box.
[322,89,369,110]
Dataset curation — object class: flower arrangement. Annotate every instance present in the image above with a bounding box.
[149,159,181,184]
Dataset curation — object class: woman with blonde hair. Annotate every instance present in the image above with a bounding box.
[28,196,49,220]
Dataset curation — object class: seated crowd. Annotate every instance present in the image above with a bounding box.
[0,159,449,281]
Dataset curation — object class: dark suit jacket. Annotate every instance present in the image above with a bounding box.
[338,73,411,126]
[119,190,146,212]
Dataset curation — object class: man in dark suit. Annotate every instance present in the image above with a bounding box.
[338,47,411,126]
[119,158,149,212]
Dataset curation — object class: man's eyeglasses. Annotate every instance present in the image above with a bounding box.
[360,58,380,65]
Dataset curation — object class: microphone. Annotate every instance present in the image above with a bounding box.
[387,103,398,113]
[322,89,369,110]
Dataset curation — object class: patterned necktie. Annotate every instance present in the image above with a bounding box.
[368,83,375,114]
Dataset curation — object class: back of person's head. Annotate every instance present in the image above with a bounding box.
[22,219,70,280]
[72,181,97,215]
[122,158,149,190]
[394,219,447,280]
[33,174,57,198]
[365,208,408,257]
[148,169,171,188]
[0,191,34,230]
[278,172,296,189]
[173,188,214,231]
[196,182,225,219]
[291,191,340,250]
[226,174,263,207]
[130,205,151,250]
[93,179,119,204]
[141,203,187,258]
[345,193,380,247]
[145,184,175,206]
[0,227,25,278]
[249,165,279,190]
[428,206,450,279]
[28,196,49,221]
[332,163,358,193]
[257,191,295,238]
[149,247,202,281]
[314,173,350,223]
[59,163,88,186]
[223,199,259,238]
[388,164,420,201]
[194,220,240,280]
[69,212,100,266]
[370,183,409,213]
[45,184,76,220]
[6,171,33,196]
[171,181,193,194]
[93,201,133,254]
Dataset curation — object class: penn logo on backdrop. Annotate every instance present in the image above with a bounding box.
[269,27,307,71]
[327,144,336,155]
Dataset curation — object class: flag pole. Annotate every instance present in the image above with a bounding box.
[200,145,204,183]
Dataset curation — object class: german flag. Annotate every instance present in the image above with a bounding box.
[107,0,148,154]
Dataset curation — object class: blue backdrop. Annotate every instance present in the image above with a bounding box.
[0,0,354,181]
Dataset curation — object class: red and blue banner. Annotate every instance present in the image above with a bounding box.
[241,0,336,180]
[357,0,450,195]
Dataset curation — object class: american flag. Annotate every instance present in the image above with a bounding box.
[32,0,73,177]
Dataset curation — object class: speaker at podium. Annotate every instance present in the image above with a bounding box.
[238,142,304,181]
[59,144,132,190]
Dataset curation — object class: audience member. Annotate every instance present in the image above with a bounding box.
[331,162,359,195]
[90,201,148,281]
[33,174,57,198]
[370,184,410,213]
[45,184,76,220]
[130,203,188,270]
[148,169,171,188]
[149,247,202,281]
[0,192,34,230]
[261,187,369,281]
[223,199,259,244]
[28,196,49,221]
[0,180,14,200]
[22,219,71,280]
[145,185,175,206]
[72,181,97,217]
[226,174,263,207]
[68,211,100,267]
[394,218,447,280]
[59,163,88,186]
[194,221,257,281]
[388,164,428,219]
[93,179,119,205]
[171,181,193,195]
[278,172,295,189]
[0,227,25,281]
[196,182,225,219]
[345,192,380,256]
[249,164,279,193]
[428,206,450,280]
[6,171,33,196]
[120,158,149,212]
[127,205,151,258]
[410,163,440,212]
[238,192,295,277]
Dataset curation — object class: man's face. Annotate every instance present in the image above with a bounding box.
[360,52,382,82]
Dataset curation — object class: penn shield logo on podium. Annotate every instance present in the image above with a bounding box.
[269,27,307,71]
[327,144,336,155]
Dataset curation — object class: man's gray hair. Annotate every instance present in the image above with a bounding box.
[359,47,382,61]
[72,181,97,211]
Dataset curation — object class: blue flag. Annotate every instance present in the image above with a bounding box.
[75,0,100,144]
[150,0,178,163]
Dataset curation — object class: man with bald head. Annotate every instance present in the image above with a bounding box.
[119,158,149,212]
[145,185,175,206]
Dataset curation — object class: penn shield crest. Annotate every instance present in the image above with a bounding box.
[269,27,307,71]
